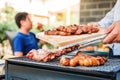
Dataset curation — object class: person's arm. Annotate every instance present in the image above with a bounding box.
[39,40,47,45]
[13,37,24,57]
[31,32,47,45]
[99,0,120,28]
[14,52,23,56]
[98,7,115,28]
[88,3,116,27]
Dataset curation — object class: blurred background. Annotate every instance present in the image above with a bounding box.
[0,0,116,58]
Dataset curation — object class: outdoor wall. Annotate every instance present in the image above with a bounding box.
[80,0,116,24]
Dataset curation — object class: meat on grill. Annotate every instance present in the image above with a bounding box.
[60,52,107,67]
[26,45,79,62]
[60,56,70,66]
[26,49,57,62]
[45,24,99,36]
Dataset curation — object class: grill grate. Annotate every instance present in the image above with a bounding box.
[8,57,120,73]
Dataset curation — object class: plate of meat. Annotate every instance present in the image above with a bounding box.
[36,24,105,48]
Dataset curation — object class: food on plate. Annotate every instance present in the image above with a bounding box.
[60,52,107,67]
[26,45,79,62]
[45,24,99,36]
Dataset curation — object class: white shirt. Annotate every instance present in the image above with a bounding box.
[98,0,120,55]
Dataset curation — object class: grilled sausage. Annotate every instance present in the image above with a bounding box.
[60,56,70,66]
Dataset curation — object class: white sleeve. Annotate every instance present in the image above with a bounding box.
[98,7,115,28]
[98,0,120,28]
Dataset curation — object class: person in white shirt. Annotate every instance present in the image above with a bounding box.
[87,0,120,55]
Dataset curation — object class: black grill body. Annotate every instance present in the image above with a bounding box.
[5,57,120,80]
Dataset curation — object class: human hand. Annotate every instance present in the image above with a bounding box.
[87,22,100,27]
[103,20,120,44]
[40,40,47,44]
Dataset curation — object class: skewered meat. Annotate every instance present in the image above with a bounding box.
[60,52,107,67]
[26,45,79,62]
[45,24,99,36]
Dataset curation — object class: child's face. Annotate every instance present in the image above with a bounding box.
[22,15,32,30]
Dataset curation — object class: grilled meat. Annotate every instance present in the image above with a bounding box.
[45,24,99,36]
[60,52,107,67]
[26,45,79,62]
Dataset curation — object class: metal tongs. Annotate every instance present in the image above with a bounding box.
[59,34,107,50]
[79,34,107,48]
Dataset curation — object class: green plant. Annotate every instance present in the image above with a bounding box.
[0,20,18,43]
[0,7,18,43]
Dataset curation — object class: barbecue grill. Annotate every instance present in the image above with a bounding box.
[5,55,120,80]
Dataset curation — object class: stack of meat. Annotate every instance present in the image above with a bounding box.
[60,52,107,67]
[26,45,79,62]
[45,24,99,36]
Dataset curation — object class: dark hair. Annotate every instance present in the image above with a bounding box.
[15,12,28,28]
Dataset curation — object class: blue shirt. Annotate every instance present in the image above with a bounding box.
[13,32,39,55]
[98,0,120,55]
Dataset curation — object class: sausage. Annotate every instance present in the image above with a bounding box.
[79,59,84,66]
[90,57,100,66]
[70,57,79,67]
[70,53,82,67]
[96,56,105,65]
[60,56,70,66]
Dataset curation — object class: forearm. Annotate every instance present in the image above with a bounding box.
[14,52,23,57]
